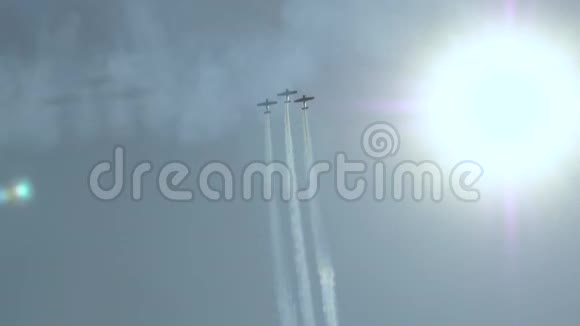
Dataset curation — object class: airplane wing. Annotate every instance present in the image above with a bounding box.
[257,100,277,107]
[45,93,80,107]
[277,90,298,97]
[110,87,151,101]
[294,96,315,103]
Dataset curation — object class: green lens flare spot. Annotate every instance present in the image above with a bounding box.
[15,181,33,201]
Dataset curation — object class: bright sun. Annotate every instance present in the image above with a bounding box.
[420,26,580,181]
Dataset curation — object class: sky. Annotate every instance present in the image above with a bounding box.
[2,0,580,325]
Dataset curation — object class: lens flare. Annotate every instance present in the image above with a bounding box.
[0,180,34,206]
[419,26,580,182]
[14,181,33,201]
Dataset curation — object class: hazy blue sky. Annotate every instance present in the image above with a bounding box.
[2,0,580,325]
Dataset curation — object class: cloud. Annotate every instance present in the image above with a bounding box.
[0,0,328,149]
[3,0,563,149]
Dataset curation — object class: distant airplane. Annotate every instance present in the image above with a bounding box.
[294,95,315,110]
[44,93,80,107]
[109,87,151,102]
[85,74,112,89]
[257,99,278,114]
[277,89,298,103]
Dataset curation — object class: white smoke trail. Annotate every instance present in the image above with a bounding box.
[284,104,317,326]
[265,114,298,326]
[301,109,340,326]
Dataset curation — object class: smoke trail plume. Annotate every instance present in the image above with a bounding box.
[301,109,340,326]
[265,114,298,326]
[284,104,317,326]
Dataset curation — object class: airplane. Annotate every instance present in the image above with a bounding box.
[85,74,112,89]
[44,93,80,108]
[257,99,278,114]
[109,86,151,102]
[294,95,315,110]
[277,89,298,103]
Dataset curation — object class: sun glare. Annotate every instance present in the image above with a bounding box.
[420,26,580,181]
